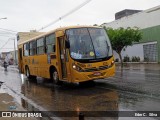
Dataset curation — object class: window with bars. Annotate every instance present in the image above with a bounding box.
[143,43,158,62]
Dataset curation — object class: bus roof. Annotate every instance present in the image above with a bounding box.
[18,25,102,45]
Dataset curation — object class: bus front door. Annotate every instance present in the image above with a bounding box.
[58,37,67,79]
[18,48,23,73]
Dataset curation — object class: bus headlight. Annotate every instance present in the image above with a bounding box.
[72,64,83,72]
[111,60,115,66]
[73,65,76,69]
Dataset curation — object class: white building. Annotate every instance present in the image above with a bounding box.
[102,5,160,62]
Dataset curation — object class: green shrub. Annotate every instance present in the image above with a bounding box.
[123,55,130,62]
[144,57,149,62]
[115,58,119,62]
[132,56,140,62]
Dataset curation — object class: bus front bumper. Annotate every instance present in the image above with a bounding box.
[71,64,115,83]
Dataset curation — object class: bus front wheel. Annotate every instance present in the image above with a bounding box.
[51,70,63,85]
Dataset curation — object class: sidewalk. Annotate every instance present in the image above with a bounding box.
[0,80,36,120]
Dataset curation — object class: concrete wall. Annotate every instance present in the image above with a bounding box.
[103,5,160,62]
[104,5,160,29]
[114,41,157,62]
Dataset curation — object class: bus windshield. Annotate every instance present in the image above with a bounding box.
[66,28,112,60]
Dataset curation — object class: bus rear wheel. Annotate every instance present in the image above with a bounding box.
[51,70,63,85]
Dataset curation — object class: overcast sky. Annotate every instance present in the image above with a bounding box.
[0,0,160,52]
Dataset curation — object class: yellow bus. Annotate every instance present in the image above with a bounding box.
[18,26,115,84]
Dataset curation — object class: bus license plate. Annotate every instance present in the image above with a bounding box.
[93,72,101,76]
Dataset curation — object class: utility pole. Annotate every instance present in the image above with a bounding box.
[13,38,17,65]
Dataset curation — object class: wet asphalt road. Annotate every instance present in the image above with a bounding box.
[0,64,160,120]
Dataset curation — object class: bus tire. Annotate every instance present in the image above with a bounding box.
[51,70,63,85]
[25,67,36,79]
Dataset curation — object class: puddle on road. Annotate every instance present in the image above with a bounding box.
[19,78,160,120]
[0,88,6,93]
[15,75,119,120]
[3,72,160,120]
[24,80,118,109]
[0,81,5,93]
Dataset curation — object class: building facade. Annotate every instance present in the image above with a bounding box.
[103,5,160,63]
[0,51,18,65]
[17,31,45,43]
[115,9,142,20]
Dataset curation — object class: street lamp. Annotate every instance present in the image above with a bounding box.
[0,17,7,20]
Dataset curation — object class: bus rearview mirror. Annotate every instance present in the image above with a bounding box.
[53,45,56,52]
[65,41,70,49]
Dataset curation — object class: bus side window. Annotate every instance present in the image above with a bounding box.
[46,33,56,53]
[37,38,45,55]
[24,43,29,56]
[29,40,37,56]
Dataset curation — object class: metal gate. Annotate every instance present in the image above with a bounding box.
[143,43,158,62]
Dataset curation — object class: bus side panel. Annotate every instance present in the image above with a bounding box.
[26,55,49,78]
[36,54,50,78]
[18,45,24,73]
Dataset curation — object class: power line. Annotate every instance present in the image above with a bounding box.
[0,28,17,39]
[0,34,15,37]
[0,28,17,33]
[0,39,11,50]
[0,32,16,35]
[0,31,16,36]
[38,0,92,31]
[0,39,11,41]
[0,48,14,49]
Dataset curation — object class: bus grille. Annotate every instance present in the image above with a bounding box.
[84,67,97,72]
[99,65,109,70]
[84,65,109,72]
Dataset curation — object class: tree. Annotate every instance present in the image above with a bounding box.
[105,27,142,67]
[93,24,99,26]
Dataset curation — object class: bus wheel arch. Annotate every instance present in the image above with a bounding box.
[25,65,36,79]
[50,66,63,85]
